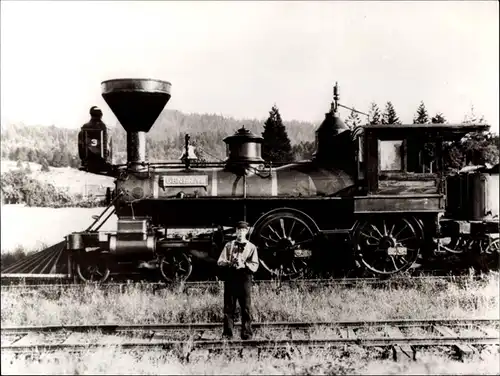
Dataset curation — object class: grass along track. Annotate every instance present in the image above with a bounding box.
[2,318,499,361]
[2,275,499,375]
[2,275,498,328]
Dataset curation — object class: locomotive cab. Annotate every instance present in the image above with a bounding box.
[353,122,489,242]
[361,123,489,195]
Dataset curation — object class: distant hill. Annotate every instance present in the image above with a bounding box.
[0,107,321,197]
[1,109,318,166]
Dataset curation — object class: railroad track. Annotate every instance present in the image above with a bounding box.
[0,275,490,293]
[2,319,499,361]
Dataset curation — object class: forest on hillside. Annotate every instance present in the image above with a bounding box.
[1,102,499,171]
[1,109,318,166]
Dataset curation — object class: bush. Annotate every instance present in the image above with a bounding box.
[1,170,106,208]
[1,246,31,270]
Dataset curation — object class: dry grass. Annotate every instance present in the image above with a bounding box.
[2,274,498,327]
[1,346,498,375]
[1,274,499,375]
[1,202,498,374]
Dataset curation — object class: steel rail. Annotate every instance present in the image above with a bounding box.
[2,336,499,354]
[1,318,498,356]
[2,318,498,334]
[0,275,484,291]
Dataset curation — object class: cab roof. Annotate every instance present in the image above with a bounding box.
[362,123,490,140]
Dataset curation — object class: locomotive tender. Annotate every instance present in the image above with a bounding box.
[2,78,498,283]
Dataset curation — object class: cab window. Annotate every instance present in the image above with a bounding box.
[407,140,437,173]
[379,140,403,172]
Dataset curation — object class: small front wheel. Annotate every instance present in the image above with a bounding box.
[159,253,193,283]
[75,251,111,283]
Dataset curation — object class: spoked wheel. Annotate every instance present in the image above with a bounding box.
[76,252,111,284]
[484,238,500,255]
[159,253,193,283]
[480,238,500,271]
[250,209,318,279]
[353,216,424,276]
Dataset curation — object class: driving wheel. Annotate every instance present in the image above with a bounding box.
[353,216,424,276]
[480,238,500,271]
[250,209,318,279]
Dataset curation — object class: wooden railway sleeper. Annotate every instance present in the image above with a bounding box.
[432,325,476,360]
[384,326,416,361]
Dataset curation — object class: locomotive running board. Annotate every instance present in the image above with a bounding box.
[353,194,444,214]
[321,229,352,234]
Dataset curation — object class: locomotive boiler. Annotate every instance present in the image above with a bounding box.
[2,77,497,284]
[64,78,500,282]
[69,78,363,282]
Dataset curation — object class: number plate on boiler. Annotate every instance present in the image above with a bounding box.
[294,249,312,258]
[160,175,208,187]
[387,247,407,256]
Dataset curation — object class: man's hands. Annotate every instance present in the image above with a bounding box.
[231,258,245,269]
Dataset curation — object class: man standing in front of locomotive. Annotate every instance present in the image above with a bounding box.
[217,221,259,340]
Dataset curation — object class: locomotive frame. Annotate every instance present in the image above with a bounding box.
[1,78,498,283]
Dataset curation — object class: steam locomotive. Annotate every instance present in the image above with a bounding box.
[2,78,498,283]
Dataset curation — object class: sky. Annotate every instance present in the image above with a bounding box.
[1,1,498,133]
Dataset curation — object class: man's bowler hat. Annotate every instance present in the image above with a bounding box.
[236,221,249,229]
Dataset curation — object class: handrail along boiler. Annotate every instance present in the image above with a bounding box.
[23,78,500,283]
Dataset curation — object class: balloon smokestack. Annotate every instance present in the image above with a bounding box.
[101,78,171,172]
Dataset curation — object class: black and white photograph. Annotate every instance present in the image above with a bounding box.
[1,1,498,374]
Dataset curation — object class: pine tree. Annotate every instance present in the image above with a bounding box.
[435,111,461,169]
[441,107,498,169]
[41,158,50,172]
[345,108,362,128]
[51,151,63,167]
[382,102,401,124]
[412,102,432,170]
[11,148,21,161]
[413,101,429,124]
[431,113,447,124]
[368,102,382,125]
[59,152,70,167]
[460,105,494,165]
[291,141,315,161]
[27,150,35,162]
[463,105,486,124]
[262,105,293,163]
